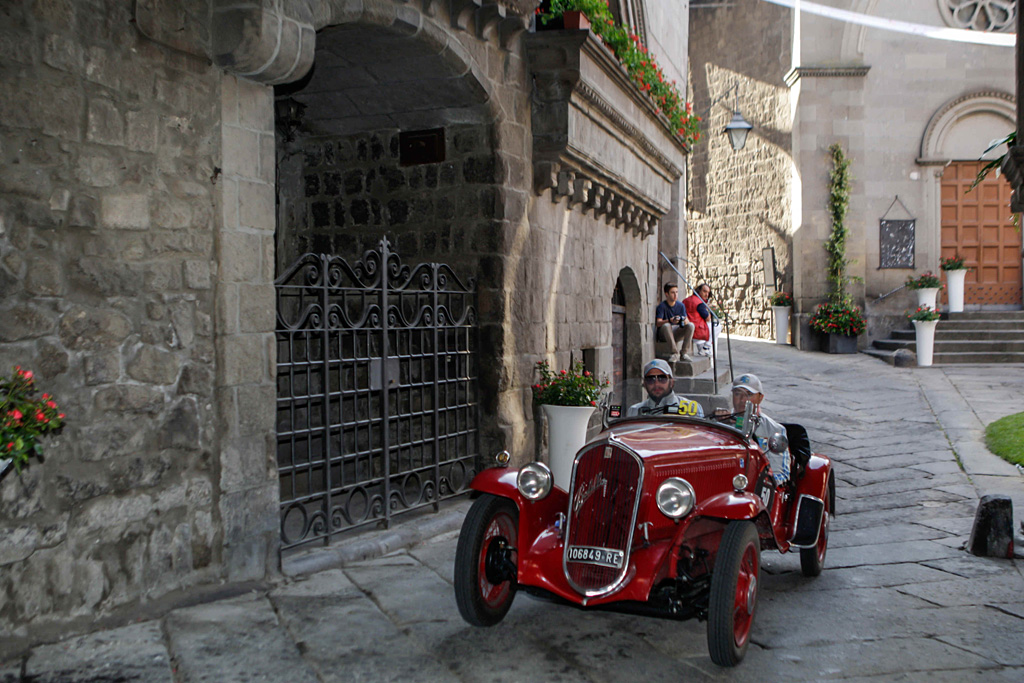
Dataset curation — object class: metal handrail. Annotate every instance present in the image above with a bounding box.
[658,252,735,392]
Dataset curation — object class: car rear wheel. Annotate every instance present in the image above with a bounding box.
[800,473,834,577]
[707,520,760,667]
[454,494,518,626]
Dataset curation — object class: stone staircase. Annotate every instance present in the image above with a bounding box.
[656,342,731,412]
[865,310,1024,365]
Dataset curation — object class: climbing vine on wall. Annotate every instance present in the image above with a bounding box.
[825,142,852,304]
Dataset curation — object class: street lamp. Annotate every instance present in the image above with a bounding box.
[700,82,753,152]
[724,110,753,151]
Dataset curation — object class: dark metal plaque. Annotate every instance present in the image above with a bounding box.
[879,219,915,269]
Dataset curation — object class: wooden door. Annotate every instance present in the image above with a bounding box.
[940,161,1022,307]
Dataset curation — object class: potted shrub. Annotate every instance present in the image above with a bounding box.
[533,359,608,490]
[940,255,969,313]
[769,291,793,345]
[907,305,942,367]
[905,271,942,311]
[1,366,65,481]
[809,302,867,354]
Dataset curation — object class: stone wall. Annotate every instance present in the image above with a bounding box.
[0,0,226,647]
[277,125,498,272]
[686,0,794,338]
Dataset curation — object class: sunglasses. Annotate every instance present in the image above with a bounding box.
[644,374,670,383]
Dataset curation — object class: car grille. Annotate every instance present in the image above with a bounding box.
[563,443,643,596]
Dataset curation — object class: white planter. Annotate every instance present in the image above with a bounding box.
[0,457,11,480]
[915,287,940,310]
[772,306,791,345]
[913,319,938,367]
[542,404,595,490]
[945,269,967,313]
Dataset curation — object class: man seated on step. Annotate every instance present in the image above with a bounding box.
[628,359,704,418]
[714,373,790,485]
[656,282,695,363]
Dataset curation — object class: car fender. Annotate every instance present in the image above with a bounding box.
[469,467,524,506]
[694,490,765,520]
[794,453,832,502]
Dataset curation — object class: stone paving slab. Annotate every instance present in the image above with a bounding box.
[829,522,949,549]
[896,573,1024,608]
[22,622,172,683]
[269,570,457,683]
[164,594,319,683]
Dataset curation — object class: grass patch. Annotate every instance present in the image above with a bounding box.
[985,412,1024,466]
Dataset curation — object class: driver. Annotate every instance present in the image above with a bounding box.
[628,359,704,418]
[715,374,790,485]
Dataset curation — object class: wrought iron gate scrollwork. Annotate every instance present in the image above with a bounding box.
[275,239,479,549]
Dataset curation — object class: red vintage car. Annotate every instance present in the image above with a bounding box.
[454,401,835,666]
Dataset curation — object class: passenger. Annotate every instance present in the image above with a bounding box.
[715,373,790,484]
[628,359,704,417]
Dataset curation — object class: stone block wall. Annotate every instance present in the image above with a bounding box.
[0,0,220,644]
[276,124,498,273]
[686,0,794,338]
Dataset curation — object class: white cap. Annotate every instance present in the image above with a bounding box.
[732,373,763,395]
[643,359,673,378]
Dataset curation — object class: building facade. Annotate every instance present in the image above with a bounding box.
[0,0,691,650]
[688,0,1018,344]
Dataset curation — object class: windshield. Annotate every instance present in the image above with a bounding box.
[602,378,753,438]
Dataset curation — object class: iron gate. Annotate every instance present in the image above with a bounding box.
[275,239,479,549]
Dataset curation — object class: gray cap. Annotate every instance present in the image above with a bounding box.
[732,373,763,395]
[643,359,673,378]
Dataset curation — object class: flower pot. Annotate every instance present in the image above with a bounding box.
[827,333,858,354]
[915,287,940,311]
[913,319,938,366]
[0,457,10,481]
[542,404,595,490]
[562,10,591,30]
[945,269,967,313]
[772,306,791,345]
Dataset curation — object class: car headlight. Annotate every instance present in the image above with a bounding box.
[656,477,696,519]
[517,462,553,500]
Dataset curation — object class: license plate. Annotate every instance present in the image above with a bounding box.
[566,545,625,569]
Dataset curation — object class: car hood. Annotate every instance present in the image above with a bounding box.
[601,419,748,460]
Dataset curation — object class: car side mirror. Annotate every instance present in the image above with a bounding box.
[741,402,755,440]
[768,431,789,454]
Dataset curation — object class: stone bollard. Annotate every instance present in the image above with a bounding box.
[968,495,1015,558]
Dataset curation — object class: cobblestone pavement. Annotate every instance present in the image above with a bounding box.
[3,341,1024,682]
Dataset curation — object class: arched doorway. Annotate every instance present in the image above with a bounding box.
[611,279,626,400]
[271,8,508,547]
[921,91,1020,308]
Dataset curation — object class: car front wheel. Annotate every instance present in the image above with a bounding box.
[454,494,518,626]
[707,520,760,667]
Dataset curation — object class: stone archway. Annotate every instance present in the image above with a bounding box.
[616,266,644,406]
[918,91,1019,308]
[269,1,532,545]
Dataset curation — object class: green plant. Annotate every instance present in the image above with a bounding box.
[769,291,792,307]
[939,255,968,271]
[532,360,608,407]
[825,143,853,304]
[907,305,941,322]
[808,302,866,337]
[905,271,942,290]
[985,411,1024,467]
[538,1,701,147]
[969,130,1015,192]
[1,366,65,474]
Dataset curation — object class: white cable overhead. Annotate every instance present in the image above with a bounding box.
[761,0,1016,47]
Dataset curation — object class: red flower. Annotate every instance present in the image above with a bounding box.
[10,409,22,420]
